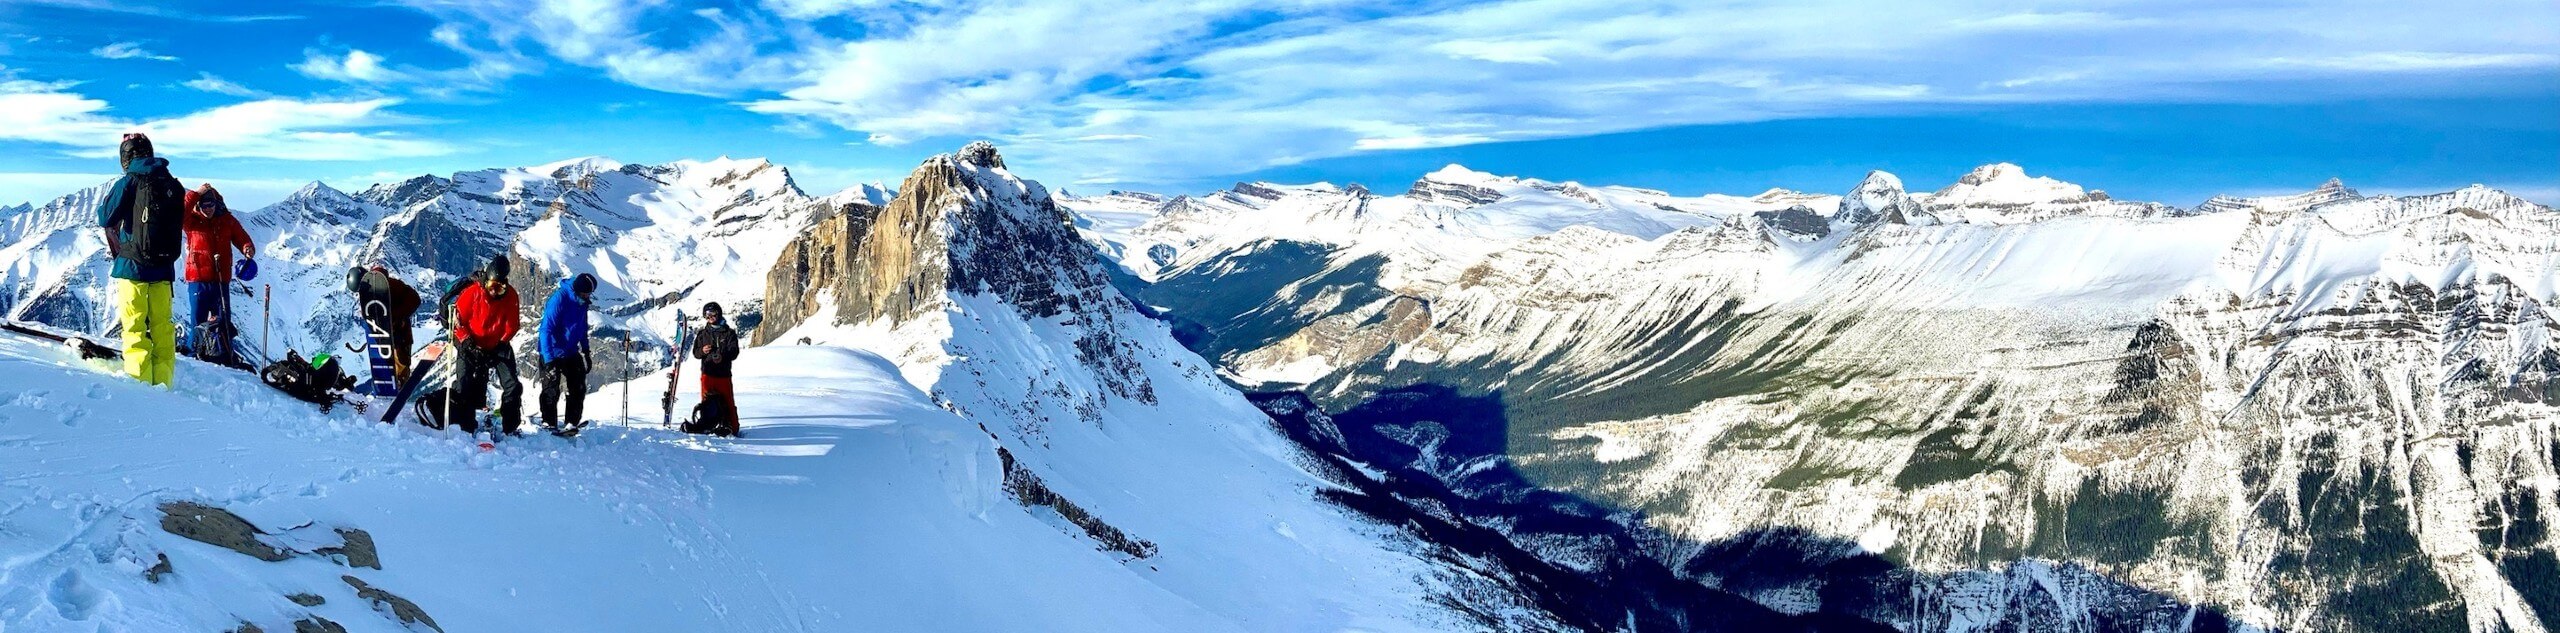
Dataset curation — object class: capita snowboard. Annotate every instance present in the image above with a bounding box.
[378,340,450,424]
[354,294,401,399]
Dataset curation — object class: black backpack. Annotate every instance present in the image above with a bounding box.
[684,400,738,437]
[114,167,187,266]
[261,351,351,408]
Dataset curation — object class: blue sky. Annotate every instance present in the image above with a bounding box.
[0,0,2554,210]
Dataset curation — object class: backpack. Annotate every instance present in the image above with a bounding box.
[684,400,738,437]
[261,350,350,408]
[114,168,187,266]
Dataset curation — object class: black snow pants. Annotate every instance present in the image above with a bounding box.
[454,343,524,435]
[539,357,588,432]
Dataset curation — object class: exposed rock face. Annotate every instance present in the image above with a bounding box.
[1406,176,1506,206]
[756,142,1156,410]
[343,575,442,632]
[160,501,293,562]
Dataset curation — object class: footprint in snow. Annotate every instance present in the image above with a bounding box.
[57,408,85,427]
[82,383,107,400]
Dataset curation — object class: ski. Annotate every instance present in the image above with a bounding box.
[378,340,449,425]
[660,311,695,429]
[0,320,120,361]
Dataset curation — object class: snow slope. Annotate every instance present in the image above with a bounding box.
[0,330,1391,632]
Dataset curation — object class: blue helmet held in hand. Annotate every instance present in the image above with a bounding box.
[234,258,258,282]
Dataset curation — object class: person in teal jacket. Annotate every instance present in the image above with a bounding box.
[536,273,597,433]
[94,133,187,386]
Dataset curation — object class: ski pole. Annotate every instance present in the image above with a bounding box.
[261,284,271,360]
[621,333,631,427]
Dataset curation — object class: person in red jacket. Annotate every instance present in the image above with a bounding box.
[180,185,254,366]
[451,255,525,437]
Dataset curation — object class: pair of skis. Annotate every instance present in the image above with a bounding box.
[661,311,696,430]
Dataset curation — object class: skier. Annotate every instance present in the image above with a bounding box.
[180,184,254,367]
[94,133,188,387]
[451,255,525,436]
[693,302,742,437]
[536,273,598,434]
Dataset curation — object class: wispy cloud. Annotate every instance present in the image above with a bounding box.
[292,44,527,97]
[0,79,455,161]
[90,41,177,62]
[180,72,269,98]
[7,0,300,22]
[2260,52,2560,72]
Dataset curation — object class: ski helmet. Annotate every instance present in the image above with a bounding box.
[485,255,511,280]
[235,258,258,282]
[573,273,597,297]
[311,352,333,369]
[702,302,723,319]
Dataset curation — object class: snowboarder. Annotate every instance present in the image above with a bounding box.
[452,255,526,436]
[94,133,187,387]
[692,302,742,437]
[537,273,598,434]
[180,184,255,367]
[348,266,423,383]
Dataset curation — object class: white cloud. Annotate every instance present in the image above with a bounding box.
[181,72,270,98]
[0,80,455,162]
[295,49,405,83]
[292,40,531,97]
[90,41,177,62]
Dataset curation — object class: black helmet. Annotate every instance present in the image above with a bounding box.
[572,273,597,296]
[485,254,511,279]
[702,301,723,318]
[118,133,154,170]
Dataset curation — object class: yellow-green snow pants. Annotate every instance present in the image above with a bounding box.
[113,278,175,387]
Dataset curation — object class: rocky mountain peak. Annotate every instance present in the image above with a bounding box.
[1956,162,2025,186]
[958,140,1006,169]
[354,175,451,210]
[759,142,1158,412]
[1840,170,1930,225]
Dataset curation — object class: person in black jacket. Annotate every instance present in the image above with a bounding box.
[692,302,742,436]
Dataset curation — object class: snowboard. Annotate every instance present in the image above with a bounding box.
[378,340,449,425]
[0,321,120,361]
[355,295,401,399]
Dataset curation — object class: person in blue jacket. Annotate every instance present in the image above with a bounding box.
[536,273,598,434]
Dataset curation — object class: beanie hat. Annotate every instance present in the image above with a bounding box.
[573,273,597,296]
[118,133,154,170]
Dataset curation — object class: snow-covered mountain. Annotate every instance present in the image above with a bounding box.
[1070,164,2560,632]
